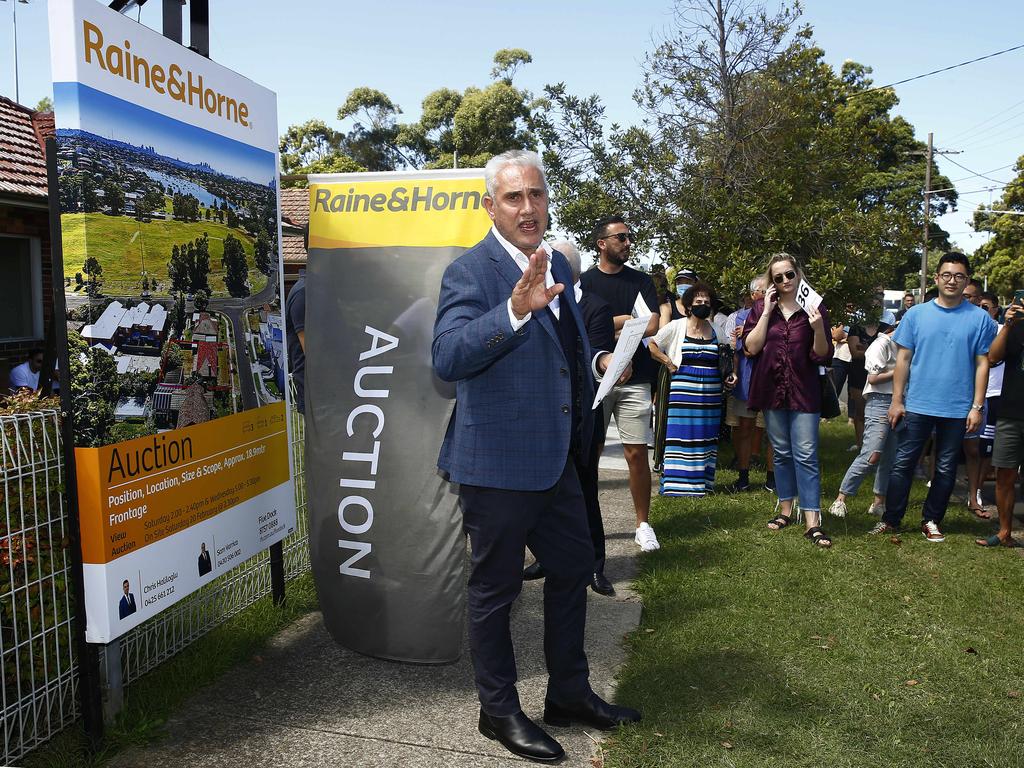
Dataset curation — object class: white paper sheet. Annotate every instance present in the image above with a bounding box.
[795,278,823,313]
[592,315,650,409]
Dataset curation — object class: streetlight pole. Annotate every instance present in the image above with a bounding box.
[921,132,932,299]
[4,0,30,104]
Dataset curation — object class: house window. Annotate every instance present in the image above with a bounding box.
[0,235,43,342]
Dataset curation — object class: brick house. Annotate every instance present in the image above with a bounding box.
[279,186,308,297]
[0,97,56,392]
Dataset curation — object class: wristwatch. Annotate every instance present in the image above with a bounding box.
[971,404,984,411]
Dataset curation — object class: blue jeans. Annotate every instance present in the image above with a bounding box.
[764,409,822,512]
[839,393,897,497]
[883,411,966,527]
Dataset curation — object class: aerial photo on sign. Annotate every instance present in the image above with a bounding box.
[56,82,285,447]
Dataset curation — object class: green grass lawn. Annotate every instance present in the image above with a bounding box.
[60,213,268,298]
[606,421,1024,768]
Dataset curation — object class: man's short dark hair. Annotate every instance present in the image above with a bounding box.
[937,251,971,275]
[28,347,44,359]
[591,215,627,248]
[981,291,999,306]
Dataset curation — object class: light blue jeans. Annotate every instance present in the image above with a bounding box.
[764,409,822,512]
[839,393,897,497]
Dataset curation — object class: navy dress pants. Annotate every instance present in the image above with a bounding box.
[460,458,594,716]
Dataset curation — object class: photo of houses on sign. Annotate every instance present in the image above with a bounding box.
[55,82,285,447]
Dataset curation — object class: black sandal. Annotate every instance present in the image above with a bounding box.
[767,515,793,530]
[804,526,832,548]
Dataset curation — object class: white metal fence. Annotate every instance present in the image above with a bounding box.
[0,405,308,765]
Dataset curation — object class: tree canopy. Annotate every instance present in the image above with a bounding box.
[535,0,955,313]
[972,155,1024,296]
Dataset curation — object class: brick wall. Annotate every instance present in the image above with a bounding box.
[0,200,55,389]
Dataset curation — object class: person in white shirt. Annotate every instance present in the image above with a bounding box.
[828,311,899,518]
[8,348,43,393]
[976,292,1003,513]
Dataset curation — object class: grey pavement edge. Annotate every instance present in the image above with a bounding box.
[109,468,644,768]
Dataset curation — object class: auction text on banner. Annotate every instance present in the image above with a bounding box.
[76,403,292,642]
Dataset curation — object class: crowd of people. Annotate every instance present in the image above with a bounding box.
[427,149,1023,763]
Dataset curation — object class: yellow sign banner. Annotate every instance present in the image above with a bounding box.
[76,402,290,565]
[308,176,491,250]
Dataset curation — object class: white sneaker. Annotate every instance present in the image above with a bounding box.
[828,499,848,518]
[921,520,945,543]
[635,523,660,552]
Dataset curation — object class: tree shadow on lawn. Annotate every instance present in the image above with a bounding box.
[612,646,828,762]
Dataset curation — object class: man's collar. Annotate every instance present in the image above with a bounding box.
[490,225,550,260]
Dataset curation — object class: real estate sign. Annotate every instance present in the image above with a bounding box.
[48,0,295,643]
[305,170,490,663]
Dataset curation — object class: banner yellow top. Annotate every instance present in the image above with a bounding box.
[308,172,491,249]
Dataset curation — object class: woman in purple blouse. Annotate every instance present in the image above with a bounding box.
[743,253,835,547]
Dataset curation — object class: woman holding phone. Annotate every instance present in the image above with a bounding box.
[743,253,835,547]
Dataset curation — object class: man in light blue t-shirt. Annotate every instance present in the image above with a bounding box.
[871,252,997,542]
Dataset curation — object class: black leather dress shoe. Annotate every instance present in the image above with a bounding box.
[590,571,614,596]
[478,709,564,763]
[522,561,546,580]
[543,692,641,731]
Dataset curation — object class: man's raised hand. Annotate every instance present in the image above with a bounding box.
[511,248,563,320]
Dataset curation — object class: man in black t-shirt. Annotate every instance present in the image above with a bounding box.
[979,296,1024,548]
[580,215,661,552]
[286,275,306,413]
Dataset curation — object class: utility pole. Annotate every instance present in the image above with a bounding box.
[921,132,933,299]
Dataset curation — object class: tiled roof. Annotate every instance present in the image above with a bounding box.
[280,187,309,227]
[282,233,306,264]
[0,97,51,200]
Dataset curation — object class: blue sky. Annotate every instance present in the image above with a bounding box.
[5,0,1024,253]
[54,82,276,184]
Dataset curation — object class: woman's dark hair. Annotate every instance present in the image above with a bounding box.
[681,282,716,311]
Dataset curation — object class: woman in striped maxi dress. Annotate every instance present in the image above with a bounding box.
[650,283,735,496]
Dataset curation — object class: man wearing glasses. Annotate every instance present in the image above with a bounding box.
[8,348,44,394]
[581,215,662,552]
[871,253,997,542]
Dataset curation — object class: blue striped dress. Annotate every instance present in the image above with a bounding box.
[661,333,722,497]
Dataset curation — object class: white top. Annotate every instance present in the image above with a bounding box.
[987,323,1004,398]
[652,318,716,368]
[8,361,39,392]
[862,334,897,396]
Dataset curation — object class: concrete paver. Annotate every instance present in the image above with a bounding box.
[110,469,643,768]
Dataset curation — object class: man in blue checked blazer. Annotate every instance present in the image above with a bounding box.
[433,150,640,763]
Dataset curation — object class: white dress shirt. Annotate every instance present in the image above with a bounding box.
[489,226,604,377]
[489,225,559,329]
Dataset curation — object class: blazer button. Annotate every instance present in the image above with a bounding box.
[561,404,570,414]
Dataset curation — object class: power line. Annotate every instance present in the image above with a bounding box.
[850,42,1024,98]
[942,156,1010,185]
[950,163,1016,183]
[945,97,1024,144]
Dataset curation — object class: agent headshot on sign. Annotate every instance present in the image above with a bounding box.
[118,579,137,619]
[198,542,212,577]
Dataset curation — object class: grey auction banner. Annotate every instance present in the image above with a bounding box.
[305,170,491,662]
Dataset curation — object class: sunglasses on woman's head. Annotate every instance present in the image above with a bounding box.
[772,270,796,284]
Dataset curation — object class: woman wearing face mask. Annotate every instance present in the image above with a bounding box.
[743,253,835,547]
[650,283,736,496]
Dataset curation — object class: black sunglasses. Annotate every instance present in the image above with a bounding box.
[772,270,796,284]
[601,232,634,243]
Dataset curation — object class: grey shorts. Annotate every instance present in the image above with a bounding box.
[725,395,765,428]
[991,417,1024,469]
[602,381,653,445]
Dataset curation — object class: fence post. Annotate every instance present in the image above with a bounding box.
[101,640,124,721]
[46,137,105,749]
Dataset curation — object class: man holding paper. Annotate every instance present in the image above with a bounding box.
[581,215,662,552]
[433,151,639,763]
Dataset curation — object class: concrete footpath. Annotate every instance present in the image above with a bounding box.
[110,441,644,768]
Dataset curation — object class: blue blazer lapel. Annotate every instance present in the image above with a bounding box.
[486,233,561,351]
